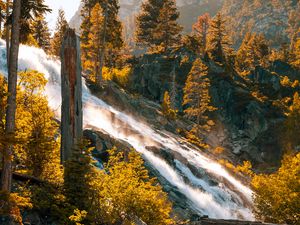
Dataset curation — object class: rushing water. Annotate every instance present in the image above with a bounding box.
[0,40,254,220]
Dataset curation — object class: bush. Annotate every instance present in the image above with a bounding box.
[102,66,132,88]
[252,153,300,224]
[87,148,174,225]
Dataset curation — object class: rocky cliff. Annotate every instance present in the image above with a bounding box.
[127,49,300,168]
[221,0,300,47]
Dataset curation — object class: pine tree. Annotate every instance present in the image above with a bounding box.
[235,32,269,75]
[162,91,176,120]
[192,13,211,55]
[183,59,216,137]
[155,0,182,51]
[235,32,255,75]
[31,14,51,52]
[64,140,94,211]
[135,0,164,48]
[136,0,181,51]
[50,9,69,57]
[206,13,233,65]
[18,0,51,44]
[290,29,300,69]
[80,0,123,81]
[87,3,104,82]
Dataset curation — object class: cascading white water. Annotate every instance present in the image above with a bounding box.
[0,40,254,220]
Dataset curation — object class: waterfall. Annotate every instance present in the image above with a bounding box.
[0,40,254,220]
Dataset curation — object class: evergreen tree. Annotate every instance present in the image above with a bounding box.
[136,0,182,51]
[87,3,104,82]
[183,59,216,137]
[50,9,69,57]
[155,0,182,51]
[206,13,233,65]
[235,32,269,75]
[235,32,255,75]
[80,0,123,82]
[135,0,164,48]
[31,14,51,52]
[162,91,176,120]
[192,13,211,55]
[16,0,51,44]
[283,92,300,151]
[64,140,94,211]
[290,29,300,69]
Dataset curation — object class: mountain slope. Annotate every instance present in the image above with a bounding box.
[69,0,224,40]
[221,0,300,47]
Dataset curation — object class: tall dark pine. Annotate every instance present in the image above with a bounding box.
[32,14,51,51]
[206,13,233,65]
[1,0,21,193]
[136,0,181,51]
[136,0,163,47]
[51,9,69,57]
[80,0,123,79]
[60,29,83,163]
[156,0,182,51]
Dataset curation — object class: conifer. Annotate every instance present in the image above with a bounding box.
[290,30,300,69]
[80,0,123,81]
[136,0,181,51]
[155,0,182,51]
[235,33,269,75]
[206,13,233,65]
[183,59,216,137]
[31,14,51,52]
[192,13,210,55]
[162,91,176,120]
[50,9,69,57]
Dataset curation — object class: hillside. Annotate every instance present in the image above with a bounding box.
[221,0,300,47]
[69,0,224,40]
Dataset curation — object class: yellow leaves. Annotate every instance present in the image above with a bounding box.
[162,91,177,120]
[18,70,47,94]
[252,153,300,224]
[0,191,32,224]
[88,148,174,225]
[213,146,225,154]
[69,209,88,225]
[102,66,132,88]
[218,159,253,177]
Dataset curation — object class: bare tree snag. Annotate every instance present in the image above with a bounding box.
[60,28,83,163]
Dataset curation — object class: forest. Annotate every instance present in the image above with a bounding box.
[0,0,299,225]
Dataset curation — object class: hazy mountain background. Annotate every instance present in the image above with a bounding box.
[70,0,299,47]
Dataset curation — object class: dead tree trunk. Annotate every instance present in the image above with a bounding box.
[60,29,83,163]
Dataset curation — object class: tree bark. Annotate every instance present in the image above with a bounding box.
[5,0,10,64]
[1,0,21,193]
[60,28,83,163]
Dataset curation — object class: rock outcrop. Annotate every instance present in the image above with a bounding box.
[221,0,299,47]
[126,51,300,168]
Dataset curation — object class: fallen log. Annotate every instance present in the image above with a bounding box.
[0,170,43,185]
